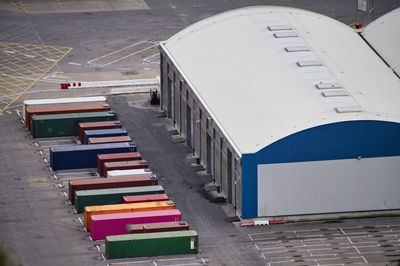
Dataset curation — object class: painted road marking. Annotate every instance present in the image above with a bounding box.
[87,40,158,67]
[250,223,400,265]
[0,42,72,115]
[68,62,81,66]
[27,177,50,188]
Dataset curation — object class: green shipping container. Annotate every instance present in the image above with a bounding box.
[30,111,117,138]
[74,185,164,213]
[106,230,199,259]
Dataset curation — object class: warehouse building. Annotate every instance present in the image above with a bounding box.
[159,6,400,219]
[360,7,400,78]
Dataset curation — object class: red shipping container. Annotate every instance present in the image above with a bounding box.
[88,135,133,145]
[68,175,157,204]
[123,194,169,204]
[103,160,149,177]
[127,221,189,234]
[78,121,122,143]
[97,152,142,177]
[90,209,182,240]
[25,103,111,130]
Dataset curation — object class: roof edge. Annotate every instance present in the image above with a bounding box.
[160,43,242,157]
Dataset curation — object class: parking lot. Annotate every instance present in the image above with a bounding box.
[249,218,400,265]
[1,0,400,265]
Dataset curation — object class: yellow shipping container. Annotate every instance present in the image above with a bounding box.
[84,201,175,231]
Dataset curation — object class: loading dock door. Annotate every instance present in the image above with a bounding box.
[207,134,212,174]
[258,156,400,217]
[227,149,233,203]
[187,106,194,150]
[167,78,172,118]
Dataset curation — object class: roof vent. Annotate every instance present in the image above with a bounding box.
[316,83,342,89]
[335,106,362,113]
[268,25,293,31]
[285,46,310,52]
[322,90,349,97]
[274,32,298,38]
[297,60,322,67]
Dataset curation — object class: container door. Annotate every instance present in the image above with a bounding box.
[190,237,195,250]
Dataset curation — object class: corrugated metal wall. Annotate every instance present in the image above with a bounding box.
[258,156,400,217]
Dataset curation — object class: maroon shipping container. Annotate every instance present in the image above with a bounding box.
[97,152,142,177]
[103,160,149,177]
[78,121,123,143]
[127,221,189,234]
[88,136,133,145]
[123,194,169,204]
[68,175,157,204]
[25,104,111,130]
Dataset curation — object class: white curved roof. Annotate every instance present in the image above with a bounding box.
[161,6,400,155]
[361,7,400,77]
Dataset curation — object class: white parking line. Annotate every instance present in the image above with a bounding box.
[101,44,157,67]
[162,263,201,266]
[362,256,368,263]
[58,176,94,181]
[55,171,93,175]
[88,41,148,63]
[68,62,81,66]
[268,259,293,264]
[37,139,75,143]
[109,259,153,265]
[143,53,159,61]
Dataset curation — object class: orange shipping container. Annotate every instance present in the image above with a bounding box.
[84,201,175,231]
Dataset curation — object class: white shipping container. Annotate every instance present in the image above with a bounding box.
[107,169,153,178]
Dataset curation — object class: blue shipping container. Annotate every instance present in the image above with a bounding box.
[50,142,136,171]
[83,128,128,144]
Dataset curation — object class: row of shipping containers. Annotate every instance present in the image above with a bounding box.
[23,96,199,260]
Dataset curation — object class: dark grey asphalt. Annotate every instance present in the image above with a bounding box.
[0,115,104,266]
[1,1,400,265]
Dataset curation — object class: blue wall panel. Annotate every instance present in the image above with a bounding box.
[241,120,400,218]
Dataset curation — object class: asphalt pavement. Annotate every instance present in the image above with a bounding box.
[1,0,400,265]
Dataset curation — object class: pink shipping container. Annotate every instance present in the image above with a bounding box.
[90,209,182,240]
